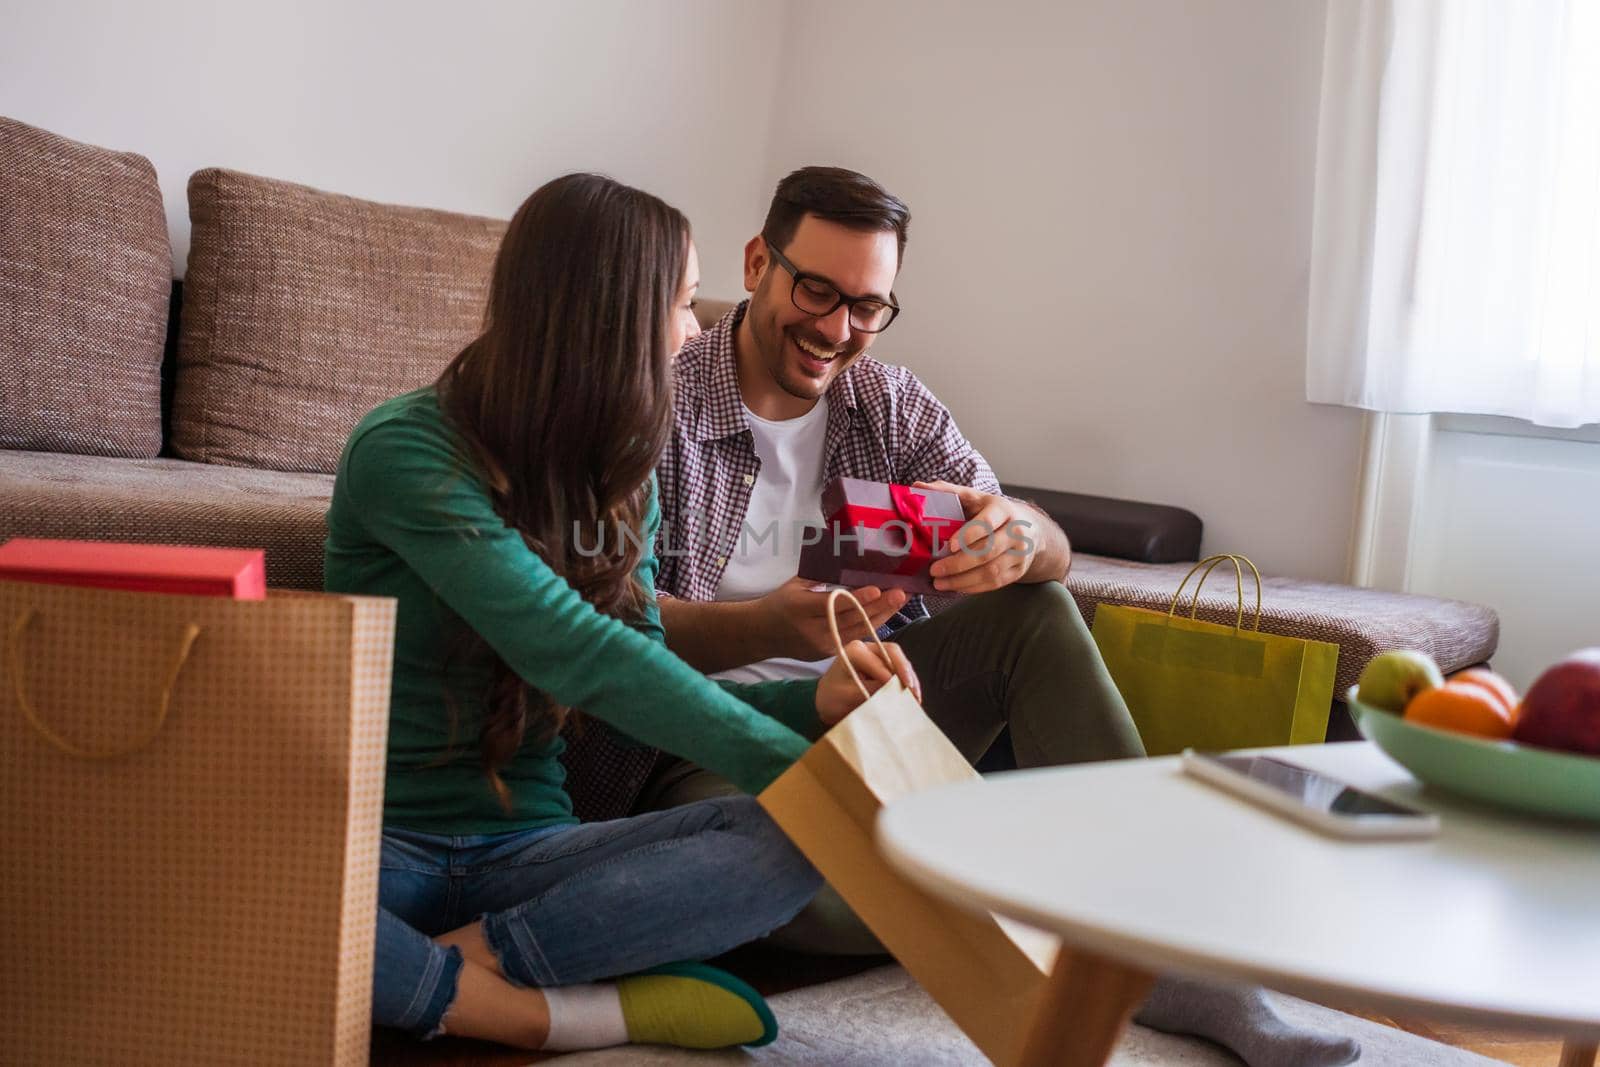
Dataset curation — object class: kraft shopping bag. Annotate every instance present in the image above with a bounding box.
[759,590,1056,1067]
[0,580,394,1066]
[1091,554,1338,755]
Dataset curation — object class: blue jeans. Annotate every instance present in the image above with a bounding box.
[372,794,822,1038]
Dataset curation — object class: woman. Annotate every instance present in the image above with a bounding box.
[324,173,916,1052]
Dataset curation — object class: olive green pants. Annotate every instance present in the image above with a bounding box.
[634,581,1146,955]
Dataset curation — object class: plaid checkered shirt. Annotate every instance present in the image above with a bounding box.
[562,302,1003,823]
[655,300,1001,626]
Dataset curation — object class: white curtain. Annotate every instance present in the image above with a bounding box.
[1307,1,1600,429]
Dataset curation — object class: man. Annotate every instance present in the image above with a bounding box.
[638,167,1359,1067]
[654,165,1142,781]
[647,166,1142,845]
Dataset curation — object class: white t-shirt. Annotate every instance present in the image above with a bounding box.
[711,397,834,684]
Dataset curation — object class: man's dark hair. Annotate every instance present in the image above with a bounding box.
[761,166,911,264]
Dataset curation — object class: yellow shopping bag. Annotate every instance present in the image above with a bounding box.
[1091,554,1338,755]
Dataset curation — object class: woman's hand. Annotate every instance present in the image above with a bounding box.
[815,640,921,727]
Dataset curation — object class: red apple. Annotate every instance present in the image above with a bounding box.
[1513,649,1600,756]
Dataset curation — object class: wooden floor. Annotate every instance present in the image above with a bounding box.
[1342,1005,1571,1066]
[368,947,1575,1066]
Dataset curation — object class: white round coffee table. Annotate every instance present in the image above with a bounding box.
[877,741,1600,1067]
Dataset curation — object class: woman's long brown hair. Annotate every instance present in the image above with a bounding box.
[435,173,689,810]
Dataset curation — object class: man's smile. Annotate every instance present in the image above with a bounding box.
[791,332,843,375]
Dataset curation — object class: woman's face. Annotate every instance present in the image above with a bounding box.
[668,242,702,356]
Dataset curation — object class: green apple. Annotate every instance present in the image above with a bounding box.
[1356,650,1444,713]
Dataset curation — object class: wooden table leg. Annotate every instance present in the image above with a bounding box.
[1013,948,1156,1067]
[1560,1040,1598,1067]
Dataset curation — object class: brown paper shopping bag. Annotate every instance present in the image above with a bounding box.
[759,590,1056,1067]
[1092,554,1339,755]
[0,579,395,1066]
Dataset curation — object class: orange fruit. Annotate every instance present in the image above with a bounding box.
[1449,668,1520,724]
[1404,681,1516,739]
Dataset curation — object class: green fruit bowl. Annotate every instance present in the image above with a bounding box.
[1347,687,1600,823]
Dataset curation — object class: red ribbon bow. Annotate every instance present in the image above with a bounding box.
[828,484,962,576]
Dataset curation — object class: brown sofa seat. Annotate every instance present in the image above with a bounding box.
[0,449,332,590]
[0,446,1502,701]
[1064,554,1500,699]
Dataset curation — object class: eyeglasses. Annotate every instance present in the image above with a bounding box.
[765,240,901,333]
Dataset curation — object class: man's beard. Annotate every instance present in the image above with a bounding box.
[763,320,851,401]
[776,358,823,401]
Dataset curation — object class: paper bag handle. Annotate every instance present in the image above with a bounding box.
[1167,554,1262,632]
[7,608,202,760]
[824,588,918,704]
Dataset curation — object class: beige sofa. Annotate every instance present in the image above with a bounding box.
[0,114,1500,794]
[2,115,503,592]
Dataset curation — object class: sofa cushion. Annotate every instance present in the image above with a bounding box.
[1064,554,1500,700]
[0,449,332,591]
[0,117,172,458]
[171,168,505,473]
[693,296,737,331]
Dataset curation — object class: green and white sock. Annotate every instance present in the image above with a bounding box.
[540,962,777,1051]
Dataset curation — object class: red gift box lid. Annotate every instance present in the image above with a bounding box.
[0,539,267,600]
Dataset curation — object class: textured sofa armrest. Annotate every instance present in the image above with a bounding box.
[1001,483,1202,564]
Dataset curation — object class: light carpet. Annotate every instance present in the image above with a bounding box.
[555,965,1502,1065]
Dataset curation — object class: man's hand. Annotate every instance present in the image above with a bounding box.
[916,480,1069,594]
[757,575,909,660]
[816,640,920,726]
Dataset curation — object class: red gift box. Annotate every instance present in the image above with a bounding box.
[0,539,267,599]
[796,477,967,595]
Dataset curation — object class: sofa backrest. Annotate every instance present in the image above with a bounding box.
[0,116,173,459]
[693,297,737,331]
[170,168,506,474]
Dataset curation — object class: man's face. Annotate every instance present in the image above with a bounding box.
[741,215,899,404]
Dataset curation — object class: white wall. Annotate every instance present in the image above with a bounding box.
[0,0,785,299]
[1408,419,1600,691]
[762,0,1365,580]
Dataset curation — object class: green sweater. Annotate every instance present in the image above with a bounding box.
[324,388,820,833]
